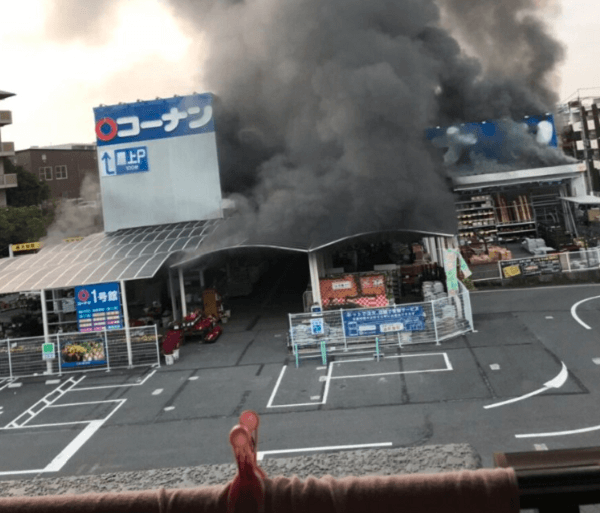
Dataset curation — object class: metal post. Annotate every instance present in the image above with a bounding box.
[154,324,161,367]
[294,343,299,368]
[375,337,380,362]
[432,300,440,345]
[320,340,327,366]
[308,252,322,309]
[6,338,12,379]
[498,260,503,281]
[104,330,110,372]
[178,267,187,318]
[120,280,133,368]
[8,244,13,258]
[567,252,572,272]
[288,313,295,348]
[340,309,348,351]
[40,289,53,375]
[168,268,178,321]
[56,333,62,377]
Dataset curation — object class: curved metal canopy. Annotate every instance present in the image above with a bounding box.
[0,219,220,294]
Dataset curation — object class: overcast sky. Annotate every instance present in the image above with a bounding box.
[1,0,599,151]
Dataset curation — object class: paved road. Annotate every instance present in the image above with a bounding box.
[1,277,600,479]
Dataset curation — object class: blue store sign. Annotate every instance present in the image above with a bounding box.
[343,306,425,338]
[75,282,123,333]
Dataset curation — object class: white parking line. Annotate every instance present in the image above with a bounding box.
[516,424,600,438]
[570,295,600,330]
[257,442,393,461]
[73,369,157,391]
[268,353,452,409]
[484,362,568,409]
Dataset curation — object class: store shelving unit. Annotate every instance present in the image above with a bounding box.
[456,195,498,242]
[494,193,537,242]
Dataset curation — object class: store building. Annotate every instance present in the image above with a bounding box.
[0,89,17,207]
[14,144,98,201]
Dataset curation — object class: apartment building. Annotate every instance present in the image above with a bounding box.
[0,89,17,207]
[15,144,98,201]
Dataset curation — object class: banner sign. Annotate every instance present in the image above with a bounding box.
[61,337,107,369]
[11,242,41,252]
[444,248,472,294]
[343,306,425,338]
[426,114,558,167]
[500,255,562,278]
[75,282,123,333]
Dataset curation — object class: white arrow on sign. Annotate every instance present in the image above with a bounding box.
[484,362,568,409]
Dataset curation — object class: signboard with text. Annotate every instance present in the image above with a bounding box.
[342,306,426,338]
[75,282,123,333]
[93,93,223,232]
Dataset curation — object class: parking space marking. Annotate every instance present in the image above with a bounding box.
[267,353,448,408]
[257,442,393,461]
[4,376,85,428]
[72,369,156,391]
[0,368,154,476]
[330,353,452,380]
[484,362,568,409]
[571,295,600,330]
[0,378,17,392]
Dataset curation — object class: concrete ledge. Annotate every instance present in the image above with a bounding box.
[0,445,482,497]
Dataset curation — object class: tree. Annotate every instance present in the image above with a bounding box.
[0,206,47,258]
[5,159,50,207]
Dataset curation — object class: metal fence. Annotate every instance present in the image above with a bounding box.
[288,284,473,365]
[471,248,600,281]
[0,326,160,379]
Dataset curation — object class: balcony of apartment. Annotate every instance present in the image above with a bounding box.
[0,110,12,126]
[0,141,15,157]
[0,172,17,189]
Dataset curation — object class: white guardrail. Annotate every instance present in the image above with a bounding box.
[288,283,473,366]
[0,326,160,379]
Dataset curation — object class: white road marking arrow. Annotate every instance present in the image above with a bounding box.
[484,362,568,409]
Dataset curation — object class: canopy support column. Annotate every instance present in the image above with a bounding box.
[308,252,322,309]
[178,268,187,318]
[168,268,178,321]
[120,280,133,368]
[41,289,52,375]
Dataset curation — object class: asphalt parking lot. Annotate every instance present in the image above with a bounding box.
[1,283,600,478]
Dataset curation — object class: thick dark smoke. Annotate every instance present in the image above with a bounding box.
[44,0,567,249]
[165,0,566,248]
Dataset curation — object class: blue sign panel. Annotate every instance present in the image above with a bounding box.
[311,318,325,336]
[75,282,123,333]
[93,93,215,147]
[101,146,149,176]
[425,114,557,167]
[343,306,426,338]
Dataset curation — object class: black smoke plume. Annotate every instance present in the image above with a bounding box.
[165,0,566,248]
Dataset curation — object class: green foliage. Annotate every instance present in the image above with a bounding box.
[0,205,47,258]
[5,159,50,207]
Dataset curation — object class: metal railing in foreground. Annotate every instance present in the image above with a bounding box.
[495,447,600,513]
[0,325,160,379]
[288,283,473,366]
